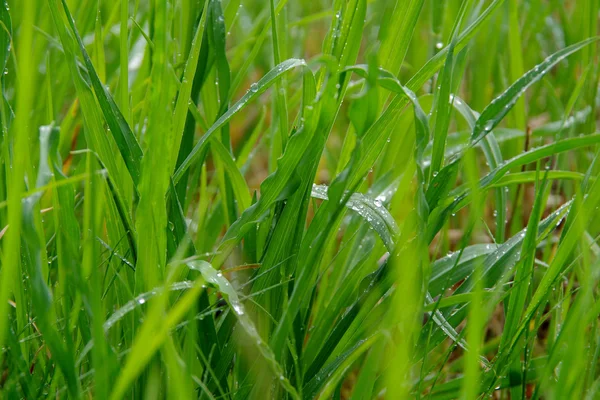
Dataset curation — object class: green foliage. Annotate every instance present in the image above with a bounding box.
[1,0,599,398]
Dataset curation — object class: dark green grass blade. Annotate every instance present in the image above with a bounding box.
[59,0,143,186]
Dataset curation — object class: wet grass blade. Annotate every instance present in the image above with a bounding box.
[173,58,308,184]
[470,37,599,146]
[59,0,143,186]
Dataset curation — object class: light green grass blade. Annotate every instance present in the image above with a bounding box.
[109,277,206,399]
[0,0,33,371]
[169,0,209,176]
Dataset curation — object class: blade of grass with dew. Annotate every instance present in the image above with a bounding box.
[109,276,206,400]
[470,37,599,146]
[269,0,289,156]
[188,260,300,399]
[419,201,572,358]
[428,0,470,181]
[173,58,308,184]
[169,0,209,176]
[47,0,135,250]
[310,184,399,250]
[59,0,143,187]
[426,133,600,241]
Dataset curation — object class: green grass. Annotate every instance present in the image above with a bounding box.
[1,0,600,398]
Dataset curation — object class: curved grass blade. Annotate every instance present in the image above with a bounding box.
[420,201,572,356]
[427,133,600,240]
[77,281,198,365]
[109,277,206,400]
[470,37,599,146]
[340,64,431,187]
[429,243,497,297]
[303,333,381,399]
[174,58,308,183]
[211,68,316,267]
[491,170,586,186]
[475,134,600,191]
[188,260,300,400]
[311,183,399,251]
